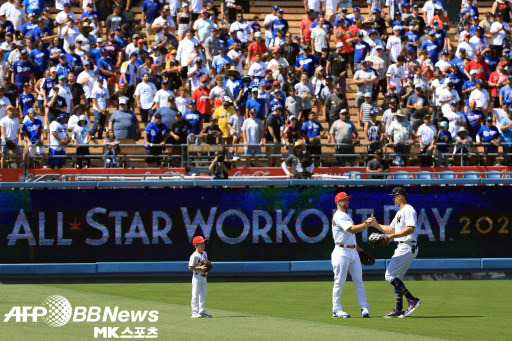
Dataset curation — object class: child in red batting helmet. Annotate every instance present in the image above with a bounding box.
[188,236,212,318]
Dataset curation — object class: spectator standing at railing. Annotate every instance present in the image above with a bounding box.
[436,120,452,167]
[477,116,501,166]
[387,110,414,166]
[366,150,390,179]
[329,109,359,166]
[109,97,139,142]
[453,128,474,166]
[144,113,169,167]
[301,112,325,167]
[201,116,222,145]
[90,76,110,139]
[48,113,68,169]
[72,115,91,169]
[324,85,348,128]
[365,109,385,156]
[0,105,21,168]
[22,108,43,167]
[416,115,437,167]
[464,100,485,139]
[499,109,512,166]
[359,92,377,128]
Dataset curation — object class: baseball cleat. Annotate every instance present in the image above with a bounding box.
[361,309,370,318]
[332,311,351,318]
[400,299,422,318]
[191,313,203,318]
[383,309,404,318]
[200,312,213,318]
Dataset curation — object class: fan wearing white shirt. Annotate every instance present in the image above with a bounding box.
[91,77,110,139]
[134,73,157,123]
[386,26,403,63]
[438,82,460,114]
[152,5,177,44]
[6,0,23,31]
[153,82,175,109]
[386,56,406,93]
[0,105,21,168]
[72,115,91,168]
[490,13,510,57]
[416,115,437,167]
[55,4,77,38]
[468,80,490,111]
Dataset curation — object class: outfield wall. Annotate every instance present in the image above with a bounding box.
[0,186,511,264]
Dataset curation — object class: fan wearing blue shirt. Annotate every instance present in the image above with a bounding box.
[464,103,484,137]
[270,13,289,39]
[23,0,46,15]
[353,35,371,64]
[142,0,161,25]
[477,117,500,164]
[246,87,265,120]
[462,71,478,107]
[295,46,319,77]
[211,47,234,75]
[144,113,169,167]
[20,14,38,36]
[11,50,35,89]
[29,41,49,78]
[300,112,324,163]
[183,101,202,135]
[22,109,43,144]
[18,84,35,117]
[420,33,441,64]
[452,49,468,80]
[56,54,73,78]
[500,110,512,166]
[499,77,512,108]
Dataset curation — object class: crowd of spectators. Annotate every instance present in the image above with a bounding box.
[0,0,511,172]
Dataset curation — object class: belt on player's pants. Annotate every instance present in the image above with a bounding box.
[195,273,207,277]
[398,241,416,244]
[337,244,356,248]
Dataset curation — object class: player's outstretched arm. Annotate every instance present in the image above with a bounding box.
[347,215,374,234]
[370,220,396,235]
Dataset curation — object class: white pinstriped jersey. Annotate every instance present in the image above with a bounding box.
[390,204,418,242]
[332,211,357,246]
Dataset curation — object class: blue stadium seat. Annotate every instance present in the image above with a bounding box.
[439,170,455,179]
[392,171,409,179]
[463,172,480,179]
[416,171,432,180]
[344,171,361,179]
[486,170,502,179]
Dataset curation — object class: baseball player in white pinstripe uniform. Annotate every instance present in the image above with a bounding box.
[369,187,422,318]
[331,192,372,319]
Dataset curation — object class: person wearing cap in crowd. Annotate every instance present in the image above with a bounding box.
[11,48,34,90]
[229,12,250,48]
[188,235,212,318]
[416,115,437,167]
[365,108,385,156]
[489,60,510,107]
[296,44,319,78]
[152,5,176,45]
[105,4,125,33]
[435,120,452,166]
[499,75,512,108]
[490,12,510,58]
[359,91,377,128]
[269,84,285,112]
[326,42,348,90]
[265,105,283,167]
[22,107,44,167]
[152,80,175,110]
[211,45,234,75]
[387,55,406,94]
[48,113,69,169]
[142,0,161,35]
[55,3,77,38]
[294,72,315,121]
[324,84,348,128]
[303,0,322,19]
[439,81,461,115]
[177,29,200,81]
[212,96,234,142]
[453,127,474,165]
[406,83,430,130]
[329,108,359,166]
[90,75,110,139]
[227,104,244,153]
[470,27,490,56]
[464,50,490,82]
[469,79,491,113]
[462,69,479,107]
[387,109,414,166]
[16,82,34,119]
[353,32,370,67]
[193,8,214,44]
[301,111,324,166]
[71,114,91,168]
[240,107,263,166]
[204,25,221,65]
[144,112,169,167]
[281,113,301,152]
[310,18,328,57]
[0,105,21,168]
[20,12,37,37]
[477,116,500,166]
[354,59,377,109]
[200,114,222,146]
[369,44,391,99]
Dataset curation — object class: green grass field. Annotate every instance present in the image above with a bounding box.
[1,280,510,341]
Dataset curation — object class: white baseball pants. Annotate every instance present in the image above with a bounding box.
[191,274,207,315]
[385,243,419,283]
[331,247,369,312]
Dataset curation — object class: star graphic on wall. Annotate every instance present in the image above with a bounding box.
[69,220,82,231]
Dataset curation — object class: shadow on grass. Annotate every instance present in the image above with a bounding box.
[407,316,484,319]
[213,315,253,319]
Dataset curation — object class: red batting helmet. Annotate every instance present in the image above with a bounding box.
[192,236,207,246]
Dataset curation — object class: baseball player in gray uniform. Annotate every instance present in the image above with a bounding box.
[369,187,422,318]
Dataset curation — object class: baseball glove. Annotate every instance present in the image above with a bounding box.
[358,248,376,266]
[369,232,388,246]
[203,260,213,273]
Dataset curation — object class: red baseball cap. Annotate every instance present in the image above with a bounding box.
[192,236,207,246]
[499,61,507,67]
[273,80,280,86]
[335,192,352,203]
